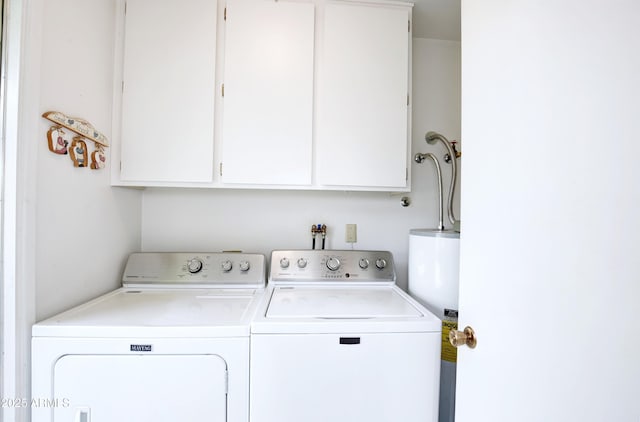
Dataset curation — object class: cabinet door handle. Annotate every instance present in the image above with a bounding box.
[339,337,360,345]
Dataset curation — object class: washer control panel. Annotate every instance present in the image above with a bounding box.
[270,250,395,283]
[122,252,266,287]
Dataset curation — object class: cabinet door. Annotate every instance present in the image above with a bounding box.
[222,0,315,185]
[119,0,217,183]
[316,3,411,188]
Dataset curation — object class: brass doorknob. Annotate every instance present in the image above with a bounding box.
[449,326,477,349]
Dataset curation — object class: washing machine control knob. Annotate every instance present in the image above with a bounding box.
[221,260,233,272]
[326,257,341,271]
[187,258,204,274]
[297,258,308,268]
[359,258,370,269]
[239,260,250,272]
[280,257,290,269]
[375,258,387,270]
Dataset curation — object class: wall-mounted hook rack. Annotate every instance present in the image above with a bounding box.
[42,111,109,171]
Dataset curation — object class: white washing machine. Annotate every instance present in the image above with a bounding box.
[250,250,442,422]
[31,252,265,422]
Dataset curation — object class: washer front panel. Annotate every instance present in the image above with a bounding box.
[250,332,440,422]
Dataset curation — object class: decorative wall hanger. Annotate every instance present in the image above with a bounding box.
[70,137,88,167]
[42,111,109,170]
[91,145,107,169]
[46,126,70,155]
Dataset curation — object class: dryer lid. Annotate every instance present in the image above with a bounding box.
[32,288,262,338]
[266,286,423,319]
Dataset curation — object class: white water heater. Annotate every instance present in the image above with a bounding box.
[408,228,460,422]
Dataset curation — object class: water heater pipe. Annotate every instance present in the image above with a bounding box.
[425,131,458,226]
[414,152,445,231]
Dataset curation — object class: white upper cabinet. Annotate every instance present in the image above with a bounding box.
[117,0,217,183]
[316,2,411,188]
[222,0,315,186]
[112,0,412,190]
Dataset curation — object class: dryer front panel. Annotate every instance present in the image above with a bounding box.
[52,354,227,422]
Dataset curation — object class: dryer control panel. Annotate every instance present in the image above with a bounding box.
[270,250,395,283]
[122,252,266,288]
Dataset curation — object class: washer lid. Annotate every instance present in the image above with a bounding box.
[33,288,262,338]
[266,286,423,319]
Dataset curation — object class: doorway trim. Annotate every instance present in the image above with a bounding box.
[2,0,28,420]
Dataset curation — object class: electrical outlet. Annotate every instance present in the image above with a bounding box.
[345,224,357,243]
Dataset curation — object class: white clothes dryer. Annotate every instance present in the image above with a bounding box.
[250,250,441,422]
[31,252,265,422]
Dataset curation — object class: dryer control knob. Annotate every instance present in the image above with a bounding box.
[239,260,250,272]
[297,258,308,268]
[221,260,233,272]
[187,258,203,274]
[375,258,387,270]
[359,258,370,269]
[280,257,290,269]
[326,257,341,271]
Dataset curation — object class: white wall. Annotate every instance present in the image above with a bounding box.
[3,0,140,417]
[141,37,460,289]
[26,0,142,321]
